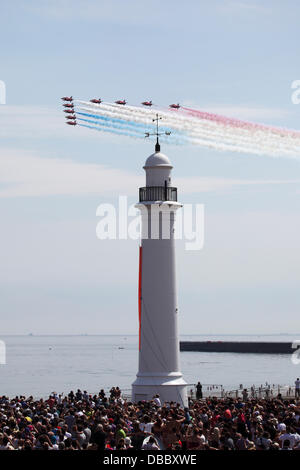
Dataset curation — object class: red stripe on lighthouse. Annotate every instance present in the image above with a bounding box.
[138,245,142,351]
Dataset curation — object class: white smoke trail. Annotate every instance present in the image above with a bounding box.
[73,100,300,158]
[76,102,268,152]
[85,103,300,156]
[101,103,300,155]
[78,113,275,156]
[79,101,300,155]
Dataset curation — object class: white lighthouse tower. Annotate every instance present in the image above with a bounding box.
[132,132,188,407]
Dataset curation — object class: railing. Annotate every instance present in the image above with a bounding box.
[122,384,225,401]
[34,383,295,402]
[139,186,177,202]
[39,383,299,402]
[124,384,299,401]
[224,384,299,399]
[188,384,225,399]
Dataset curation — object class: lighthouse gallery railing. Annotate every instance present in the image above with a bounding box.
[139,186,177,202]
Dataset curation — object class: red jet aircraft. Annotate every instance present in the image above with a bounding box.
[169,103,180,109]
[63,103,74,108]
[61,96,73,101]
[115,99,127,105]
[90,98,102,104]
[66,115,76,120]
[64,108,75,114]
[141,100,152,107]
[66,121,77,126]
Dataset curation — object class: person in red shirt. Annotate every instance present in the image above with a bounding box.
[46,396,55,409]
[224,409,232,420]
[211,411,221,427]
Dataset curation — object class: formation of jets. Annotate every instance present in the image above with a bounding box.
[61,96,76,126]
[61,95,181,127]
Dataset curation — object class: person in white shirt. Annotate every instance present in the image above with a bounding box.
[279,427,300,449]
[277,422,286,432]
[139,414,155,434]
[0,436,14,450]
[139,421,154,434]
[153,394,161,407]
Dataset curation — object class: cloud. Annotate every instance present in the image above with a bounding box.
[0,105,104,140]
[0,149,141,198]
[0,105,66,139]
[176,176,300,194]
[0,148,299,198]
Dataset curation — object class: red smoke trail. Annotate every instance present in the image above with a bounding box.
[180,106,300,139]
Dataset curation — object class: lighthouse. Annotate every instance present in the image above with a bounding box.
[132,137,188,407]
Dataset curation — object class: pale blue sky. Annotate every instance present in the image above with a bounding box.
[0,0,300,334]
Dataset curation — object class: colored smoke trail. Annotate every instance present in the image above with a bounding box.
[75,102,275,154]
[68,99,300,158]
[77,111,187,146]
[78,118,184,145]
[78,101,300,155]
[78,122,146,140]
[181,106,300,139]
[77,101,300,157]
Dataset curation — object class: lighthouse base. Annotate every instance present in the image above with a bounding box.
[132,372,188,408]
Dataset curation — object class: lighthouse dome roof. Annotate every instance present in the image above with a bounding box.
[144,151,172,169]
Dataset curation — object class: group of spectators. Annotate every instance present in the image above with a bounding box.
[1,386,300,450]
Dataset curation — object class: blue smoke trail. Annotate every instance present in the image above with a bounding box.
[78,123,149,140]
[76,110,177,137]
[77,111,155,130]
[78,117,186,145]
[77,114,186,145]
[77,116,147,137]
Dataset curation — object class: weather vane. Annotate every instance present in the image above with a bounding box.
[145,113,171,152]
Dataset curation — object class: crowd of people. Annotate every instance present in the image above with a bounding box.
[1,386,300,450]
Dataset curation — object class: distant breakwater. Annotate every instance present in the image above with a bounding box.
[180,341,294,354]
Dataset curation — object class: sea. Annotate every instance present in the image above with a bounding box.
[0,334,300,398]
